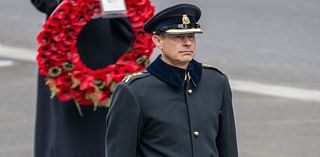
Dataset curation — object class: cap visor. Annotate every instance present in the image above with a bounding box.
[165,28,203,34]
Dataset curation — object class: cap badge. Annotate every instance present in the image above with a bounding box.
[182,14,190,24]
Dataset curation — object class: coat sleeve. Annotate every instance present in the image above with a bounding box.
[30,0,61,16]
[216,76,238,157]
[105,83,142,157]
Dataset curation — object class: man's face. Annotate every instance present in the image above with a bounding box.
[152,33,196,68]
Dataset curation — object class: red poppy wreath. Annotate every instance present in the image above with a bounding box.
[36,0,155,109]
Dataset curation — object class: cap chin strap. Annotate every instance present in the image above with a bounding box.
[154,24,201,34]
[159,23,200,31]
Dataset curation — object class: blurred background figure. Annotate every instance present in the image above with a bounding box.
[31,0,134,156]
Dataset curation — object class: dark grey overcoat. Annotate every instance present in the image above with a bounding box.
[106,56,238,157]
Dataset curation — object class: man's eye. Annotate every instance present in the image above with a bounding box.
[187,35,195,38]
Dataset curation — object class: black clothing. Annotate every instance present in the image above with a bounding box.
[106,56,238,157]
[146,56,202,88]
[31,0,134,156]
[31,0,59,16]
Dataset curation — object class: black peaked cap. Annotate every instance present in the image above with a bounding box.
[144,3,202,34]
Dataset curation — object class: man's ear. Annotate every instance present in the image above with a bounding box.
[152,35,163,50]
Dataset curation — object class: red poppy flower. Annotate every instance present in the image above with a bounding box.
[81,7,94,21]
[117,63,140,75]
[57,87,73,101]
[43,22,58,32]
[92,1,102,15]
[56,74,73,87]
[97,93,107,103]
[46,17,62,28]
[55,6,69,19]
[136,0,147,6]
[116,53,134,65]
[65,0,81,7]
[37,31,52,45]
[72,89,93,105]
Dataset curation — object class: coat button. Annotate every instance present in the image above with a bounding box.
[187,89,193,94]
[193,131,200,137]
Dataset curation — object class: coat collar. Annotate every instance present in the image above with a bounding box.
[147,55,202,88]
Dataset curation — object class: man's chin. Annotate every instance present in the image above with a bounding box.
[181,55,194,62]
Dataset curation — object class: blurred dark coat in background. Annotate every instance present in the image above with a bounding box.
[31,0,134,156]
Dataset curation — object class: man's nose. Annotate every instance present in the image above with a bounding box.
[183,37,192,45]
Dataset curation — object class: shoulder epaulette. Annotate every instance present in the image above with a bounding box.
[122,71,151,84]
[202,63,215,69]
[202,63,225,75]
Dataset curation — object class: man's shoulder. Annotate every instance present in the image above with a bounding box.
[201,63,225,76]
[122,71,152,85]
[201,63,229,85]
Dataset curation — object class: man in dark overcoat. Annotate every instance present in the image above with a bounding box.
[105,3,238,157]
[31,0,134,156]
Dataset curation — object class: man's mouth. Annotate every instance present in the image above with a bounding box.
[179,51,193,53]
